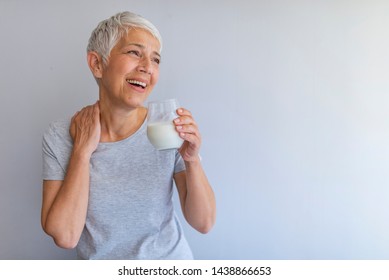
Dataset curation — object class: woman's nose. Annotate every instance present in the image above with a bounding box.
[137,56,152,74]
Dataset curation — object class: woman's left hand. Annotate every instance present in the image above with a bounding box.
[174,108,201,162]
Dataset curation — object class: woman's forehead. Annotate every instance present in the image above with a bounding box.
[115,28,161,52]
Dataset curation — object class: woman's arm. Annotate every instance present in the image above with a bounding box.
[174,161,216,233]
[173,108,216,233]
[41,153,91,248]
[41,102,100,248]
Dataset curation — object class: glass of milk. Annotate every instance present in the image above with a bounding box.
[147,99,184,150]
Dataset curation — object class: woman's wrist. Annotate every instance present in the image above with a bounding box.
[71,147,93,162]
[184,154,202,167]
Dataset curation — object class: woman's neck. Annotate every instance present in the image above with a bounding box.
[99,102,147,143]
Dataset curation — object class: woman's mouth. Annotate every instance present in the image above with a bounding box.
[126,79,147,89]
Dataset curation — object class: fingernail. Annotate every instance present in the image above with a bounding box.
[174,119,180,123]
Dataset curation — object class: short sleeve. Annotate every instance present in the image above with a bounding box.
[174,150,186,174]
[42,123,66,180]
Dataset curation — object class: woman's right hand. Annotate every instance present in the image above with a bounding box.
[70,101,101,157]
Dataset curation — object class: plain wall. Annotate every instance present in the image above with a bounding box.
[1,0,389,259]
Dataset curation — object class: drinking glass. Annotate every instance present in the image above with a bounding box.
[146,99,184,150]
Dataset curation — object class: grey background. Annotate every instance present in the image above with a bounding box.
[1,0,389,259]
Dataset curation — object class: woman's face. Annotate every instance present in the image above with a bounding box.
[99,28,161,109]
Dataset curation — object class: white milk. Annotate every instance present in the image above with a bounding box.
[147,121,184,150]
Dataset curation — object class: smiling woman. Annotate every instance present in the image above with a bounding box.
[89,27,161,110]
[41,11,216,260]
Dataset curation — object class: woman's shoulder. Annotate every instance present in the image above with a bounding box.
[43,117,72,142]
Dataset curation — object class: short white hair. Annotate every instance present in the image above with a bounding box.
[87,11,162,65]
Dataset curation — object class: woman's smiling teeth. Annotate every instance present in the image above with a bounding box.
[127,79,147,89]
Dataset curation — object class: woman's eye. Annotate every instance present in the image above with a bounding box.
[152,57,160,65]
[127,50,140,56]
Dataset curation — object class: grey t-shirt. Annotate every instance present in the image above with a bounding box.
[42,118,193,259]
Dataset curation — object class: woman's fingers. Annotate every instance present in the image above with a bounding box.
[173,107,202,161]
[69,101,101,155]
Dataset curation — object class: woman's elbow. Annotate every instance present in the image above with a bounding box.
[193,216,216,234]
[52,236,78,249]
[197,225,212,234]
[42,224,79,249]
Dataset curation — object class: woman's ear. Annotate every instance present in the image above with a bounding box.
[87,51,103,79]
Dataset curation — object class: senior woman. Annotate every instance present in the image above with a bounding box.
[41,11,216,259]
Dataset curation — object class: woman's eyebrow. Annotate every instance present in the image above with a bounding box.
[127,43,161,58]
